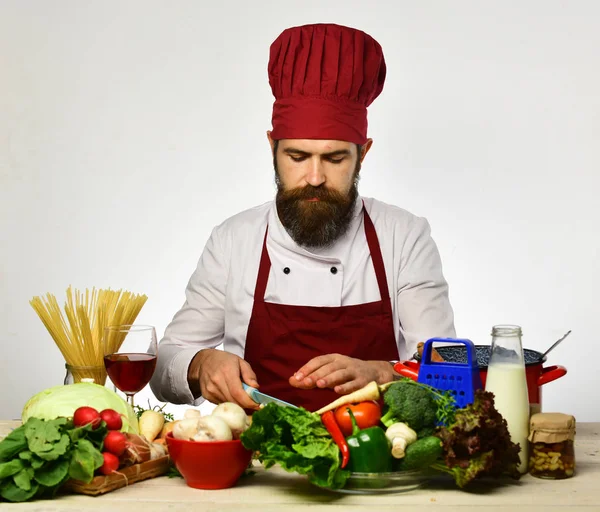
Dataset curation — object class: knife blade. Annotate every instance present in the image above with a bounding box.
[242,384,298,408]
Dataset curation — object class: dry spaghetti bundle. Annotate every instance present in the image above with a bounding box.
[30,286,148,384]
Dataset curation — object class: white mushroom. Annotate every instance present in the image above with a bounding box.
[173,418,201,440]
[211,402,250,439]
[184,408,202,419]
[191,416,233,442]
[385,423,418,459]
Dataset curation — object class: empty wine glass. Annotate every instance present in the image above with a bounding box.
[103,325,157,408]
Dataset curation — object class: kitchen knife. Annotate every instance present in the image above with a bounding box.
[242,384,298,408]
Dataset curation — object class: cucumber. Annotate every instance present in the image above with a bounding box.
[394,436,443,471]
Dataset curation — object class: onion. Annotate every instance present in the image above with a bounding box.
[120,433,152,466]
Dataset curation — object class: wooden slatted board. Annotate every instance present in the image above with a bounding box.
[63,456,171,496]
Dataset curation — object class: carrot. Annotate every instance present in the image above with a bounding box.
[138,410,165,442]
[315,381,395,415]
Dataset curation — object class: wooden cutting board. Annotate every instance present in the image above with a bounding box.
[63,456,171,496]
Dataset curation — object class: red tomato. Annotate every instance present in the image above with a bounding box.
[103,430,127,457]
[99,452,120,475]
[73,406,101,430]
[334,401,381,437]
[100,409,123,431]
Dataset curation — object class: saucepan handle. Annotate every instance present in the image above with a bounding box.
[538,365,567,386]
[393,361,419,381]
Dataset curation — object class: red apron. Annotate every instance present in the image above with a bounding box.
[243,209,399,412]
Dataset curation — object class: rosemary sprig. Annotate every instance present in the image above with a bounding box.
[133,400,175,422]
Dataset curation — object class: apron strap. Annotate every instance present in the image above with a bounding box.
[253,228,271,303]
[254,204,390,303]
[362,208,391,301]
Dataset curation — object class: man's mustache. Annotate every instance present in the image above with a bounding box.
[277,185,348,203]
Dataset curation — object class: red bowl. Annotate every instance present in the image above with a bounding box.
[166,432,253,489]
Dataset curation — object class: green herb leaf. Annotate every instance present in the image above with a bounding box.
[68,439,103,483]
[18,451,32,461]
[67,423,107,452]
[25,417,67,456]
[0,459,25,479]
[30,455,45,469]
[0,478,39,502]
[0,426,27,461]
[13,467,34,491]
[34,458,69,487]
[134,402,174,422]
[133,405,145,420]
[36,434,70,462]
[67,424,89,443]
[85,425,108,450]
[166,466,183,478]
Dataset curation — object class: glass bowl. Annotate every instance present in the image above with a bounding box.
[327,468,432,495]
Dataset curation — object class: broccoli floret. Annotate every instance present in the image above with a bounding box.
[380,381,438,431]
[416,426,437,438]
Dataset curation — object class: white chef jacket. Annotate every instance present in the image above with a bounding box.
[150,196,456,405]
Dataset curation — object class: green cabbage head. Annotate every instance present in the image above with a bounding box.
[21,382,139,433]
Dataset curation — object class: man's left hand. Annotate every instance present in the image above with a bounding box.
[289,354,397,395]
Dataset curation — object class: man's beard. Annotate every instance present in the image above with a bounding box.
[275,162,360,249]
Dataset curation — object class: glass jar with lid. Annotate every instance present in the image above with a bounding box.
[528,412,576,479]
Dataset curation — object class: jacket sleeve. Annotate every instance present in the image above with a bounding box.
[396,217,456,360]
[149,226,229,405]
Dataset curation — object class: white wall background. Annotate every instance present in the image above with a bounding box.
[1,1,599,421]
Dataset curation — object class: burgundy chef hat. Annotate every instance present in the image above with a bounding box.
[268,23,386,145]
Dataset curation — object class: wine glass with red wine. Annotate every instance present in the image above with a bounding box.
[103,325,158,407]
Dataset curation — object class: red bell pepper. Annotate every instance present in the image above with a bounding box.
[333,400,381,437]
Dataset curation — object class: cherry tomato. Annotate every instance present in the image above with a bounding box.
[334,401,381,437]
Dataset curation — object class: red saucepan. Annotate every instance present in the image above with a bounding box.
[393,345,567,414]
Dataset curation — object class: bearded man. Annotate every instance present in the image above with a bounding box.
[150,23,456,411]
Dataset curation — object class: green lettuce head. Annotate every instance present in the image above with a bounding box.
[21,383,139,433]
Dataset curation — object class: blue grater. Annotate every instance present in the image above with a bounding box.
[417,337,483,409]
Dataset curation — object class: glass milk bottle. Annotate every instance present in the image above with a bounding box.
[484,325,530,473]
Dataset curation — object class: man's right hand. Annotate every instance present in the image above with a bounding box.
[187,349,261,410]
